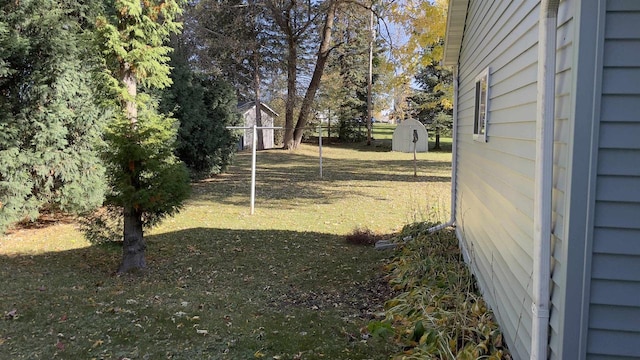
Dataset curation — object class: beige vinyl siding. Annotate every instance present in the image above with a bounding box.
[587,0,640,358]
[455,1,541,359]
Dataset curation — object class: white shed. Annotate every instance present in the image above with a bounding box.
[237,102,278,150]
[391,119,429,153]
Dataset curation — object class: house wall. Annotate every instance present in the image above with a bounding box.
[455,1,539,358]
[453,1,574,359]
[548,1,575,359]
[586,1,640,357]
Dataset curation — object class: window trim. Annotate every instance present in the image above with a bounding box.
[473,68,490,142]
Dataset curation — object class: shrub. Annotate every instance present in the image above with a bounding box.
[345,227,378,246]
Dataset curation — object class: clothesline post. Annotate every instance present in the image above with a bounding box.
[250,124,257,214]
[226,124,283,214]
[318,124,323,178]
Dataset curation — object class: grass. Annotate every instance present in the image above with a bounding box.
[312,123,452,153]
[0,141,452,359]
[373,123,453,152]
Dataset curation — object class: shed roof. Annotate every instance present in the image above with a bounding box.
[443,0,469,67]
[238,102,279,118]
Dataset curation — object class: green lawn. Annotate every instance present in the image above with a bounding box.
[0,143,452,359]
[372,123,395,140]
[373,123,453,151]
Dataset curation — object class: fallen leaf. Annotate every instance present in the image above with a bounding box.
[4,309,17,320]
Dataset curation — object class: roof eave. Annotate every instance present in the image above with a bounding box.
[238,101,280,118]
[443,0,469,67]
[260,103,279,118]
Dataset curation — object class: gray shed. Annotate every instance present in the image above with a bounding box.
[444,0,640,359]
[391,119,429,153]
[237,102,278,150]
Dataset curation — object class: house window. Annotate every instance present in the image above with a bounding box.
[474,68,489,142]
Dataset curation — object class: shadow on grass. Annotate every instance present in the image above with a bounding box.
[0,227,398,359]
[193,149,451,206]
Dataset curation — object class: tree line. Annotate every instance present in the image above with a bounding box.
[0,0,451,272]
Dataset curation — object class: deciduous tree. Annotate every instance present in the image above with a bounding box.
[265,0,327,149]
[387,0,449,127]
[388,0,448,77]
[192,0,281,150]
[192,0,388,150]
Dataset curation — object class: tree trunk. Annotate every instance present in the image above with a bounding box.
[283,35,297,149]
[327,109,331,143]
[119,206,146,273]
[433,129,441,150]
[366,5,374,146]
[123,63,137,126]
[291,0,338,149]
[118,62,147,273]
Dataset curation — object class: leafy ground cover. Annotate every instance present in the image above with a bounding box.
[378,224,510,359]
[1,137,453,359]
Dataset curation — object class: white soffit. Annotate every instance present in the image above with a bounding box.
[443,0,469,67]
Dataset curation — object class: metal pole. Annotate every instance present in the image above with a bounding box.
[366,3,374,145]
[413,129,418,177]
[226,125,282,215]
[318,125,323,178]
[250,124,257,214]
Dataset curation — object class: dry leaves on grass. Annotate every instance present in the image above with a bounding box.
[271,274,396,320]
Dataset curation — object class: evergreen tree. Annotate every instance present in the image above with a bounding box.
[160,43,240,178]
[200,78,241,173]
[322,5,384,142]
[95,0,190,273]
[0,0,106,232]
[316,70,343,141]
[411,56,453,150]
